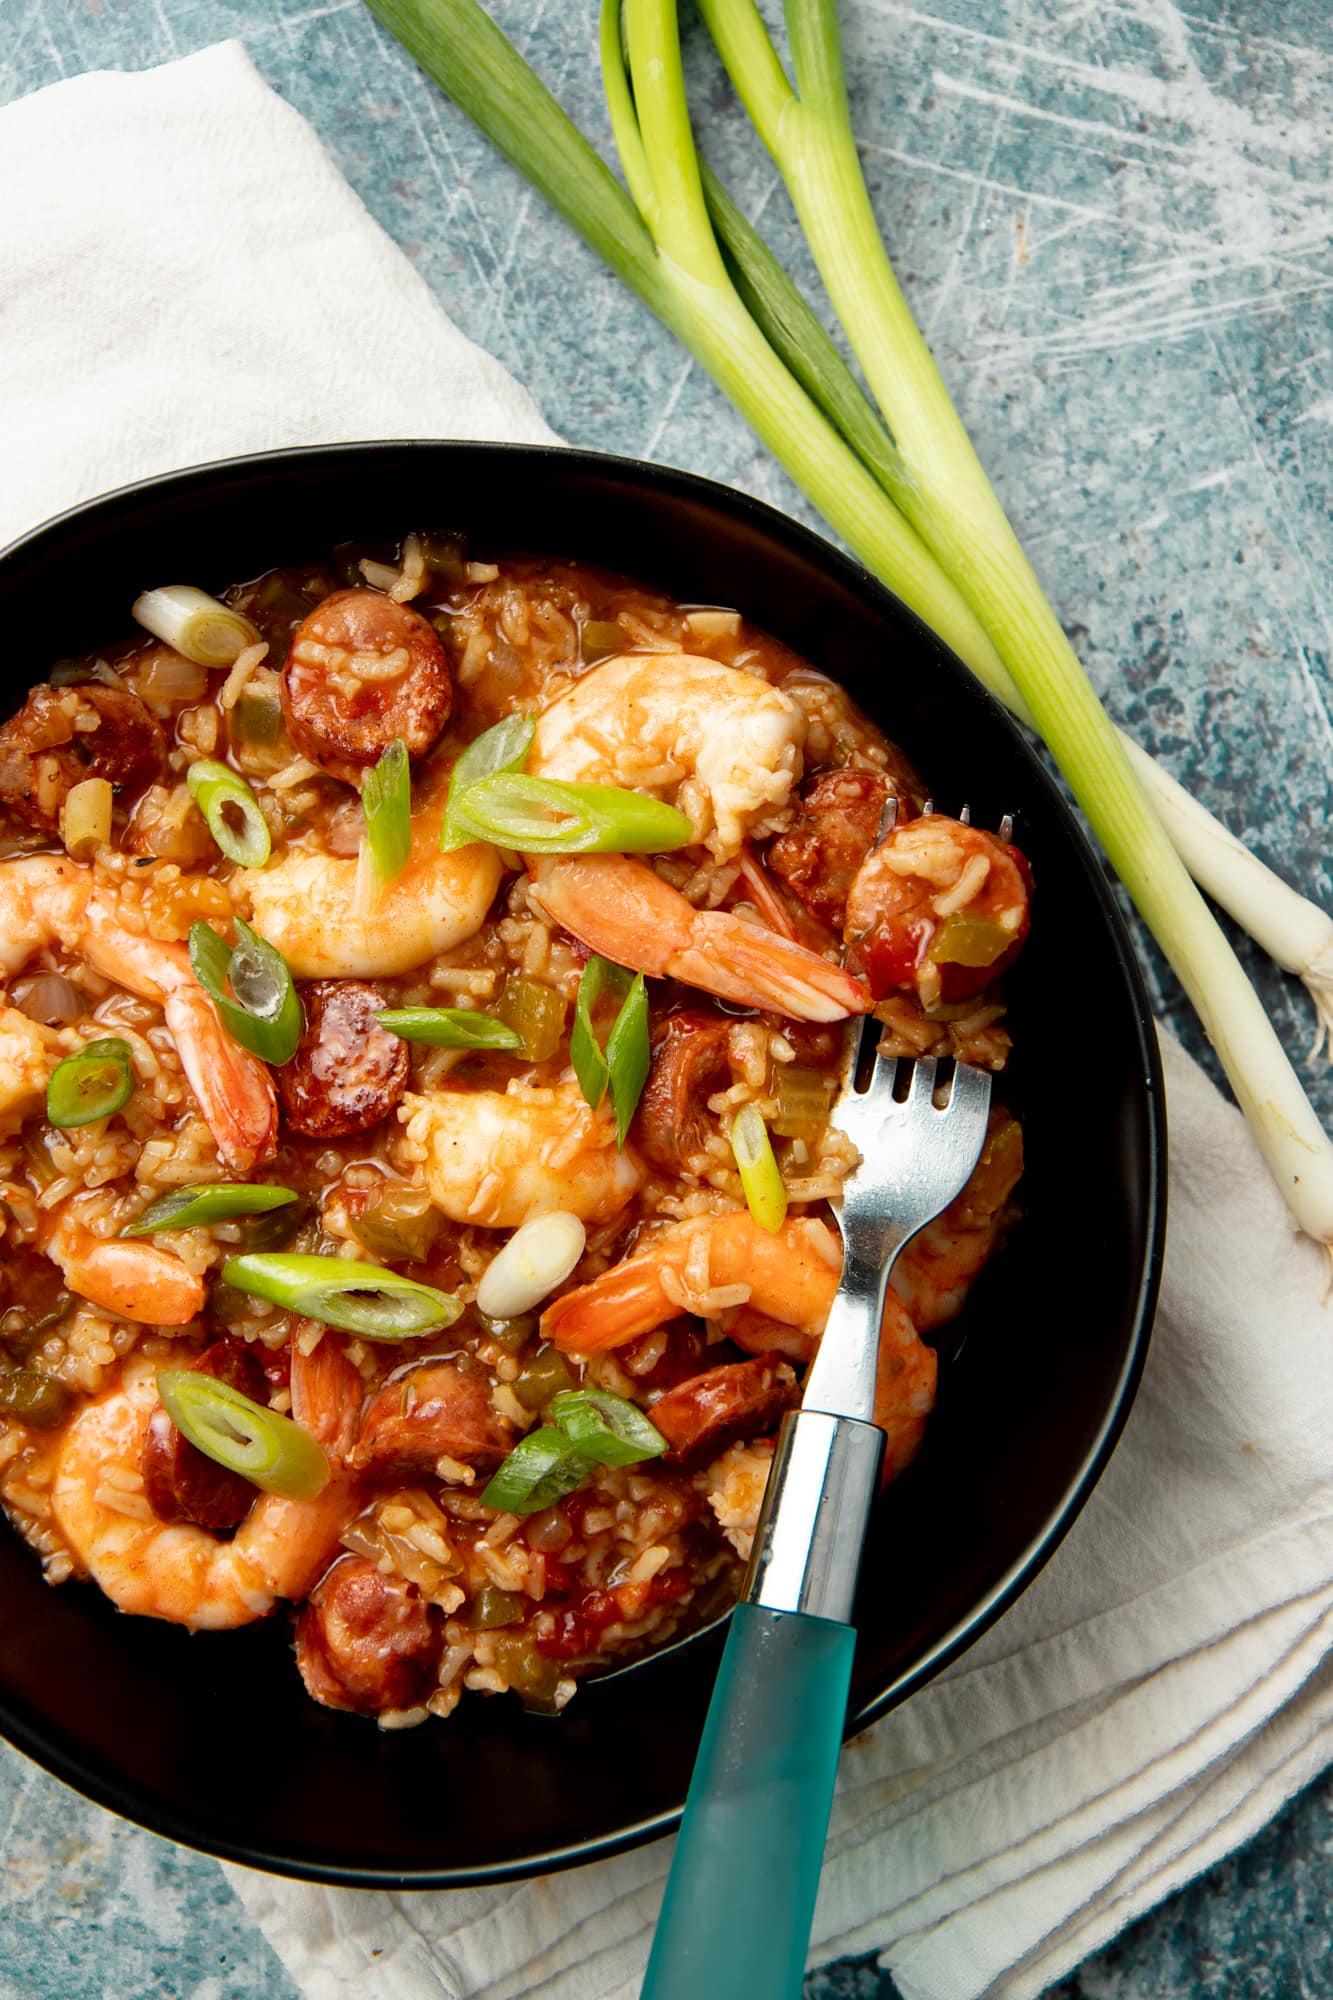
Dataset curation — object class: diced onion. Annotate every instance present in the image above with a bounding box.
[132,586,260,668]
[60,778,113,859]
[477,1212,587,1320]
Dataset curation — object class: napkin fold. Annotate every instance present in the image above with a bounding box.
[4,42,1331,2000]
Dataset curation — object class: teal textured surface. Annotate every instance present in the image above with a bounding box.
[2,2,1332,1996]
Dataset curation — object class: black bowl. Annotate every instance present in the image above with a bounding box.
[0,443,1164,1885]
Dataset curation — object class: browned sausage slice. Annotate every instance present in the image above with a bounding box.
[649,1354,798,1466]
[633,1011,733,1174]
[281,588,452,784]
[350,1360,513,1477]
[295,1556,441,1714]
[767,769,904,931]
[276,981,409,1140]
[142,1338,268,1531]
[0,683,166,833]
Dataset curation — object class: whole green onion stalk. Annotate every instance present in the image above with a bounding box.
[364,0,1333,1262]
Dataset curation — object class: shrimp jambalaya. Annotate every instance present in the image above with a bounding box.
[0,533,1030,1725]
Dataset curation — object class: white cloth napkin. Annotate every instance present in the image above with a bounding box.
[4,42,1331,2000]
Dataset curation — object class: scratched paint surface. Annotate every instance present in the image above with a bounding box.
[2,1,1332,1996]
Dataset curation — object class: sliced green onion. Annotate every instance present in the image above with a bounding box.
[189,919,303,1065]
[376,1006,522,1051]
[46,1038,134,1129]
[549,1388,667,1467]
[220,1252,462,1339]
[479,1426,591,1515]
[361,737,412,899]
[122,1184,298,1236]
[442,773,692,856]
[605,972,649,1147]
[131,586,260,668]
[155,1370,329,1500]
[449,713,536,797]
[443,712,535,849]
[572,957,650,1147]
[730,1103,787,1234]
[186,759,271,869]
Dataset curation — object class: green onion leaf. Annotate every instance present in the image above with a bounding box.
[376,1007,522,1051]
[122,1184,298,1236]
[361,737,412,898]
[220,1252,462,1339]
[479,1426,592,1515]
[605,972,649,1148]
[185,759,271,869]
[46,1038,134,1129]
[730,1103,788,1234]
[442,773,692,855]
[549,1388,667,1467]
[572,957,651,1147]
[189,919,303,1066]
[155,1370,329,1500]
[443,713,535,849]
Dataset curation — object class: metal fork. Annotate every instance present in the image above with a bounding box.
[641,1028,992,2000]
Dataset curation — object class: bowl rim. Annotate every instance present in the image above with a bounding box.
[0,439,1167,1884]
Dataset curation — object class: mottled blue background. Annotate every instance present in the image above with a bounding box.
[2,0,1331,1994]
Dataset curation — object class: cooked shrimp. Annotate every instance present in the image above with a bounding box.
[402,1075,642,1229]
[530,856,869,1024]
[542,1212,843,1355]
[533,652,805,861]
[545,1207,939,1478]
[51,1345,361,1631]
[282,587,452,785]
[240,778,501,979]
[0,855,277,1173]
[527,655,870,1024]
[0,1005,58,1136]
[845,815,1032,1006]
[40,1208,204,1326]
[891,1109,1023,1330]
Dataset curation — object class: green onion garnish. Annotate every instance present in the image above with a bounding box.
[121,1184,298,1236]
[185,759,271,869]
[479,1426,595,1515]
[548,1388,667,1468]
[46,1038,134,1129]
[730,1103,787,1234]
[155,1370,329,1500]
[441,773,693,856]
[189,919,303,1066]
[571,956,651,1148]
[442,712,536,849]
[220,1252,462,1339]
[361,737,412,899]
[131,586,260,668]
[375,1007,522,1051]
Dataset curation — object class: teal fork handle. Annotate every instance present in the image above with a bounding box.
[640,1600,856,2000]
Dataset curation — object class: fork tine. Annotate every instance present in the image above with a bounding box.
[946,1061,993,1121]
[905,1055,938,1107]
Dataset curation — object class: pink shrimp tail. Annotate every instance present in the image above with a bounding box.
[164,985,278,1172]
[530,855,869,1023]
[43,1217,204,1326]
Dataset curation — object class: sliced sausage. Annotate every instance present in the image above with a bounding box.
[633,1011,733,1175]
[350,1360,513,1478]
[142,1338,268,1531]
[281,588,452,784]
[649,1353,798,1466]
[0,683,165,833]
[295,1556,441,1714]
[275,981,409,1140]
[767,768,903,931]
[843,817,1033,1006]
